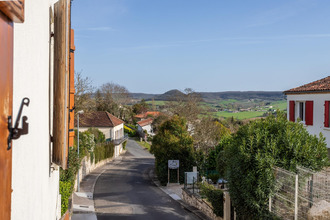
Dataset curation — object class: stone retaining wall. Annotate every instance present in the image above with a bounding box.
[182,189,223,220]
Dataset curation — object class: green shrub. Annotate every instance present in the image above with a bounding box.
[207,173,220,184]
[124,125,137,137]
[59,181,71,216]
[199,182,223,217]
[219,112,329,219]
[94,142,115,163]
[88,128,105,143]
[123,140,127,150]
[151,116,196,185]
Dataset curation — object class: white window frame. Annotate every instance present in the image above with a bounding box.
[296,101,305,124]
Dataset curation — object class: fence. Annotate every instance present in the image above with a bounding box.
[270,166,330,220]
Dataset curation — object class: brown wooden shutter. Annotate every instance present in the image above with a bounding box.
[325,101,329,127]
[305,101,313,126]
[289,101,295,122]
[0,1,24,219]
[53,0,70,169]
[68,29,75,147]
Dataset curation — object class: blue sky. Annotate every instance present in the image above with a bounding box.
[72,0,330,94]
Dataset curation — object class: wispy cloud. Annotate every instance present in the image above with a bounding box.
[121,33,330,50]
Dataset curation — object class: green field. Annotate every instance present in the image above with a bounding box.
[215,111,266,120]
[269,101,287,111]
[146,100,167,106]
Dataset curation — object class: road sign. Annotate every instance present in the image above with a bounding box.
[168,160,179,169]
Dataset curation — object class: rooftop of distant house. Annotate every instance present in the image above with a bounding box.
[284,76,330,94]
[135,111,161,119]
[137,118,153,127]
[76,111,124,127]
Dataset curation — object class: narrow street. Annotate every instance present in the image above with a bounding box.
[94,139,199,220]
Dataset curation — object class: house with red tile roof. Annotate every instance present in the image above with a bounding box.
[77,111,127,157]
[137,118,154,136]
[134,111,161,121]
[284,76,330,154]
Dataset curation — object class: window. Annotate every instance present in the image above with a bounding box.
[298,102,305,121]
[289,100,313,125]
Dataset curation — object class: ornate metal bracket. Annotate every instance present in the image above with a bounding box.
[7,97,30,150]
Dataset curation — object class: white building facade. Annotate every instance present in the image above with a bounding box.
[0,0,74,219]
[285,76,330,156]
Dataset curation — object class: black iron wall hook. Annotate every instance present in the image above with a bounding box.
[7,97,30,150]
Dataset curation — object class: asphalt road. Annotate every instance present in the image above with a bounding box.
[94,139,199,220]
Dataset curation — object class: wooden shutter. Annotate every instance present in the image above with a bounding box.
[0,1,24,219]
[68,29,75,147]
[289,101,295,122]
[53,0,70,169]
[305,101,313,126]
[325,101,329,127]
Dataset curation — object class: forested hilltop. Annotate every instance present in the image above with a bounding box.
[130,90,285,102]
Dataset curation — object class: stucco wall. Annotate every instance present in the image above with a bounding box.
[112,124,124,140]
[287,93,330,148]
[11,0,61,219]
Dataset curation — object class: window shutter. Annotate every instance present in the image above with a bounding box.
[289,101,295,122]
[305,101,313,126]
[68,29,75,147]
[53,0,70,169]
[325,101,329,127]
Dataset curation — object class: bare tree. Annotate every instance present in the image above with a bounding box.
[96,82,131,119]
[74,71,95,112]
[192,117,230,152]
[168,88,203,124]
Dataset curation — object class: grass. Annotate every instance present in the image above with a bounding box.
[215,111,266,120]
[270,100,287,111]
[146,100,167,106]
[136,140,151,151]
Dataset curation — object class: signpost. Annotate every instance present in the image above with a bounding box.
[168,160,179,185]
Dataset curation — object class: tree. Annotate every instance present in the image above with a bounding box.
[132,99,149,114]
[96,82,131,118]
[151,114,170,134]
[192,117,230,152]
[218,112,329,219]
[168,88,202,124]
[151,116,196,185]
[74,71,95,112]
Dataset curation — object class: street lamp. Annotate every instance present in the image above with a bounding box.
[76,110,84,192]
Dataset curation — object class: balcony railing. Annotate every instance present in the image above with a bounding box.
[108,134,128,145]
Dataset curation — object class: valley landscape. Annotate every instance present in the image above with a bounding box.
[130,90,287,120]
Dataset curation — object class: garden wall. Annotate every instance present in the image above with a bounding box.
[182,189,223,220]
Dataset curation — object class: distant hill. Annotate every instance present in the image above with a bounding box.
[199,91,285,101]
[130,90,285,102]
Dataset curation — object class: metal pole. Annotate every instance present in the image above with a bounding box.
[168,167,170,185]
[77,114,80,192]
[294,174,298,220]
[177,167,179,184]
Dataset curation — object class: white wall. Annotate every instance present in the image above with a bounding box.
[287,93,330,148]
[138,124,154,136]
[112,124,124,140]
[12,0,61,220]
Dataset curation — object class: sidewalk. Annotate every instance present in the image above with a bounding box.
[71,156,124,220]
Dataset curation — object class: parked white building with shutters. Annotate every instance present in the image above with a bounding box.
[284,76,330,155]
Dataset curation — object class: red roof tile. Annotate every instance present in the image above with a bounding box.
[135,111,161,119]
[284,76,330,94]
[78,111,123,127]
[137,118,153,127]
